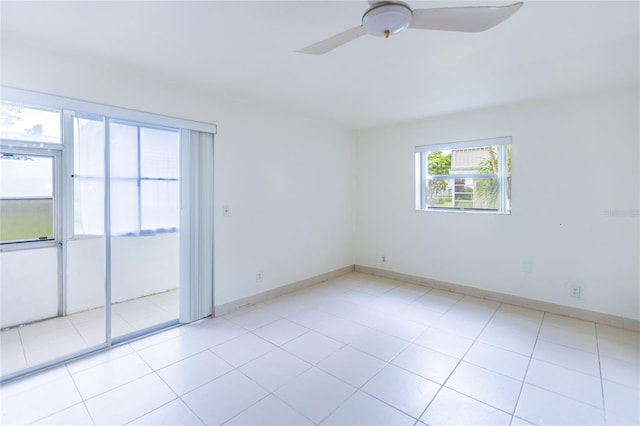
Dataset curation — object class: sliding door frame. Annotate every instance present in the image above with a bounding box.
[1,87,216,383]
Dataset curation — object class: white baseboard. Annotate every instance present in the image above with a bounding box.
[212,264,639,331]
[213,265,355,317]
[355,265,640,331]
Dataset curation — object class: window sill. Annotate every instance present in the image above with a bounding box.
[0,239,58,252]
[416,208,511,215]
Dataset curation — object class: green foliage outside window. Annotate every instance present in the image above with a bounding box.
[474,145,511,209]
[427,151,451,200]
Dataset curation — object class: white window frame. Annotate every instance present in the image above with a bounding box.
[0,147,62,250]
[0,98,64,251]
[71,117,182,237]
[107,119,181,237]
[415,136,512,214]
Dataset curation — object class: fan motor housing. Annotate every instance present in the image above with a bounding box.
[362,3,413,37]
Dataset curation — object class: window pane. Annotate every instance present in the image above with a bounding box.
[427,176,500,210]
[0,154,52,197]
[454,178,474,208]
[506,144,512,212]
[73,117,105,235]
[427,178,452,207]
[418,139,511,213]
[0,199,53,242]
[0,102,61,144]
[141,180,179,231]
[110,180,138,235]
[427,150,451,176]
[0,154,54,242]
[140,128,179,179]
[110,123,138,178]
[74,178,104,235]
[474,178,499,210]
[74,118,104,177]
[452,145,499,174]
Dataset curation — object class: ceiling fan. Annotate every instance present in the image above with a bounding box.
[297,1,523,55]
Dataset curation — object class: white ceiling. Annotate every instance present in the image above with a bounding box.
[1,1,638,129]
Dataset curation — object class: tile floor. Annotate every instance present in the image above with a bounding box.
[1,272,638,425]
[1,289,178,376]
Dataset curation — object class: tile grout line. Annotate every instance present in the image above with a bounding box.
[17,326,28,372]
[66,362,98,426]
[5,273,636,425]
[342,278,476,425]
[153,326,289,417]
[594,324,609,425]
[306,283,405,425]
[531,337,602,378]
[271,347,335,425]
[408,292,505,425]
[65,338,198,420]
[26,364,97,425]
[126,361,208,426]
[213,323,336,425]
[508,310,545,425]
[229,277,411,425]
[65,312,94,350]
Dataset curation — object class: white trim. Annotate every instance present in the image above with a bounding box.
[415,208,511,215]
[0,148,61,250]
[214,265,355,316]
[355,265,640,331]
[430,173,498,180]
[415,136,511,153]
[1,86,217,134]
[415,136,512,213]
[498,143,508,212]
[104,118,112,346]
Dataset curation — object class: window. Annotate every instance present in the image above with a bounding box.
[72,119,180,236]
[0,153,56,243]
[415,137,512,213]
[1,101,61,144]
[72,116,104,235]
[0,101,62,244]
[1,87,215,245]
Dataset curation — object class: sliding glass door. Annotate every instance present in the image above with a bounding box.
[71,116,182,344]
[66,115,107,349]
[0,89,215,381]
[108,120,181,341]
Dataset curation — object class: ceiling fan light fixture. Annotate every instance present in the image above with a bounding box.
[362,3,412,38]
[297,2,523,55]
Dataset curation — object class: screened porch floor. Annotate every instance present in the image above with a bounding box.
[0,289,178,377]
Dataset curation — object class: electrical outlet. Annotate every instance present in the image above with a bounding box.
[381,255,386,263]
[569,285,581,299]
[522,261,533,274]
[222,205,230,216]
[256,271,263,283]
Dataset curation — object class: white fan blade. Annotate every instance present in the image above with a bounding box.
[409,2,523,32]
[297,26,366,55]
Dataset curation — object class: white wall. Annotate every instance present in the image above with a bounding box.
[66,234,179,313]
[213,109,354,304]
[0,38,354,309]
[0,248,58,328]
[354,87,640,321]
[5,34,636,325]
[0,234,179,328]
